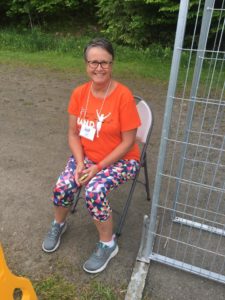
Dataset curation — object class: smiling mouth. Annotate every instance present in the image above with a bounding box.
[94,71,105,74]
[94,73,106,77]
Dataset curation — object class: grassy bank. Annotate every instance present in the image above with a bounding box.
[0,28,172,80]
[34,275,124,300]
[13,275,125,300]
[0,28,220,85]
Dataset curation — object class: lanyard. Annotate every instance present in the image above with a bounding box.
[80,80,112,120]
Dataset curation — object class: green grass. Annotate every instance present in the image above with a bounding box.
[14,275,125,300]
[1,27,223,86]
[0,28,173,80]
[0,48,173,81]
[0,50,85,73]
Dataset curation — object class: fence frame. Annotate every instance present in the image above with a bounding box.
[139,0,225,284]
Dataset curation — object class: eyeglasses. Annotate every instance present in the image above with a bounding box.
[87,60,112,69]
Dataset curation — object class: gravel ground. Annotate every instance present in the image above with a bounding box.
[0,63,224,299]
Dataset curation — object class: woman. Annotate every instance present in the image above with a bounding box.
[42,37,141,274]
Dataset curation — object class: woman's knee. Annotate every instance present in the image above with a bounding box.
[53,180,77,207]
[85,190,111,221]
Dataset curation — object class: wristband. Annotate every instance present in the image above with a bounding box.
[96,163,102,172]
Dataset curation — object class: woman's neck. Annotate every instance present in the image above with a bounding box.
[91,80,113,99]
[92,80,111,91]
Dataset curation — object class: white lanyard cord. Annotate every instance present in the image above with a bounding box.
[80,81,92,119]
[80,80,112,120]
[96,80,112,116]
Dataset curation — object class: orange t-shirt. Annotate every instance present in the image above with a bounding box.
[68,81,141,163]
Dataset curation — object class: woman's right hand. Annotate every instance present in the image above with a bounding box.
[75,162,85,186]
[76,164,100,186]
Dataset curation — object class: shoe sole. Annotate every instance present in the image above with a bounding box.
[83,245,119,274]
[42,223,67,253]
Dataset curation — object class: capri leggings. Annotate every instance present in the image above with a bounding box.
[52,155,140,222]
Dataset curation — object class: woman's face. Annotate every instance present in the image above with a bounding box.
[85,47,113,86]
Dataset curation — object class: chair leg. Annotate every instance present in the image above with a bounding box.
[143,155,151,201]
[116,177,139,238]
[71,187,82,214]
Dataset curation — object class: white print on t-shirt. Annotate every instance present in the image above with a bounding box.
[96,110,111,137]
[77,117,95,128]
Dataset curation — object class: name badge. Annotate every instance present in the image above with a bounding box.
[80,123,96,141]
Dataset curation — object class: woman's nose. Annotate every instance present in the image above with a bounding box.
[96,64,102,70]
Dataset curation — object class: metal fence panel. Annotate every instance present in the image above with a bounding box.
[144,0,225,283]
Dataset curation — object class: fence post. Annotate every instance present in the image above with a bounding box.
[141,0,190,261]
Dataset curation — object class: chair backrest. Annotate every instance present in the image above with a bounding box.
[135,96,153,144]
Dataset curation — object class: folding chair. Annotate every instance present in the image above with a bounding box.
[71,96,154,237]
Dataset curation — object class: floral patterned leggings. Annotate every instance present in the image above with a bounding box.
[52,155,140,222]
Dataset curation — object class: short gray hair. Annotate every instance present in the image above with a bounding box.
[84,37,114,61]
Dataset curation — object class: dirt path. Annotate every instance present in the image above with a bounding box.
[0,63,224,299]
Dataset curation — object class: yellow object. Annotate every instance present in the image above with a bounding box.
[0,244,38,300]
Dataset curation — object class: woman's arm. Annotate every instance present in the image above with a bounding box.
[68,114,85,185]
[98,128,137,169]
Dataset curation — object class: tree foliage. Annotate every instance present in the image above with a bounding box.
[0,0,95,28]
[96,0,182,47]
[0,0,221,48]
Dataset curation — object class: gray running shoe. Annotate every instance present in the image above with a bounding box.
[83,241,119,273]
[42,221,67,253]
